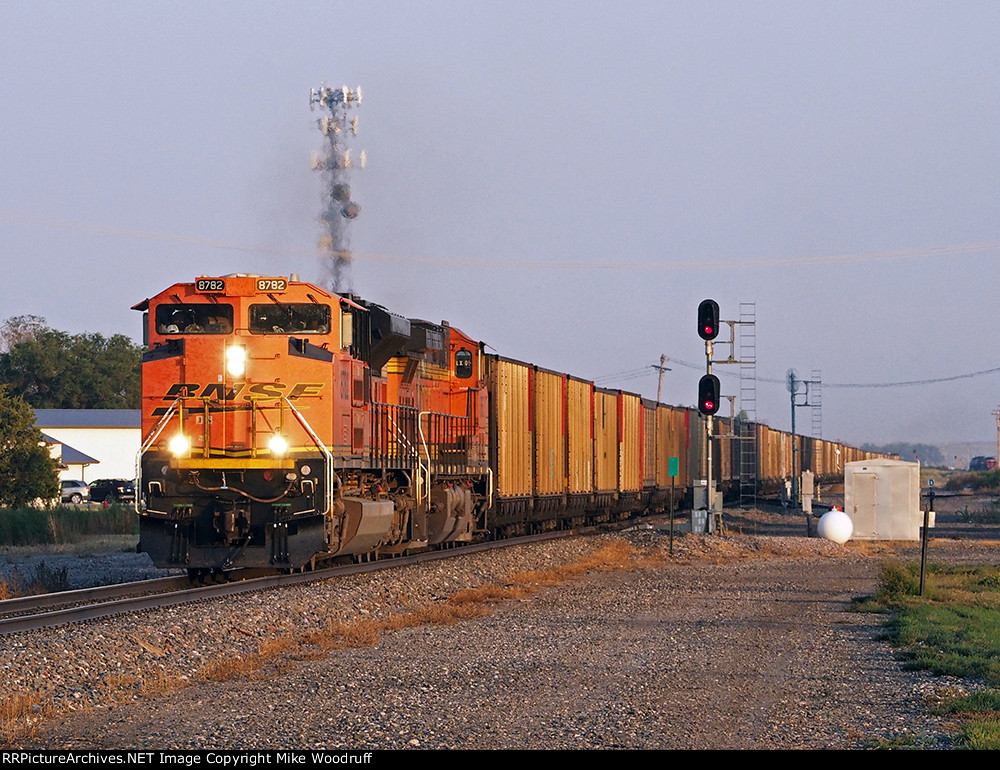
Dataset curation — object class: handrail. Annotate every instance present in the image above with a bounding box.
[282,397,334,516]
[383,407,419,458]
[134,397,181,515]
[417,410,431,512]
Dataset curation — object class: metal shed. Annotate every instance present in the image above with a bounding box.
[844,459,923,540]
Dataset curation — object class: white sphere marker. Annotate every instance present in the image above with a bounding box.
[818,507,853,544]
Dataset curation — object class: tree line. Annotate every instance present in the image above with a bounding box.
[859,442,946,468]
[0,316,142,507]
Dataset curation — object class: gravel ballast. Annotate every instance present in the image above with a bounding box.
[4,518,998,750]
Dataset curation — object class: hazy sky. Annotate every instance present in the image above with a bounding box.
[2,1,999,450]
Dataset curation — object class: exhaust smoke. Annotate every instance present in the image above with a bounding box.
[310,84,365,293]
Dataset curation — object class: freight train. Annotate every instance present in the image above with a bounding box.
[132,275,885,573]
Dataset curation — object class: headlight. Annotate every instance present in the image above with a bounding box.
[226,345,247,377]
[168,434,190,457]
[268,433,288,455]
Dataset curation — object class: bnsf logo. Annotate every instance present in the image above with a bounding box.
[151,382,324,416]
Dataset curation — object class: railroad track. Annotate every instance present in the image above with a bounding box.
[0,529,581,636]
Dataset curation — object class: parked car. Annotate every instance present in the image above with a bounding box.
[89,479,136,504]
[61,480,90,504]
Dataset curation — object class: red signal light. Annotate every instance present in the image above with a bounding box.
[698,299,720,341]
[698,374,721,416]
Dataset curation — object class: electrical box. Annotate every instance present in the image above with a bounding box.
[692,479,708,510]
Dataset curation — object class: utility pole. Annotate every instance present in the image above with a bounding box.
[787,369,821,505]
[993,408,1000,465]
[654,354,671,402]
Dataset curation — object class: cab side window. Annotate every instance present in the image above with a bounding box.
[455,348,473,379]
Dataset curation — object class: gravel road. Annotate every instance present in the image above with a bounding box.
[5,505,998,750]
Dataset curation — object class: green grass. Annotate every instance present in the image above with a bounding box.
[943,469,1000,492]
[0,504,137,547]
[860,561,1000,749]
[957,499,1000,525]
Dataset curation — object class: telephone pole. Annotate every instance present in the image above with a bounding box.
[993,408,1000,465]
[654,354,671,402]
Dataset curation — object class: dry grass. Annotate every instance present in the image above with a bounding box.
[0,692,51,745]
[199,540,648,682]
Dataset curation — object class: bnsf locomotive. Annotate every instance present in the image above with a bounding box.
[132,275,884,573]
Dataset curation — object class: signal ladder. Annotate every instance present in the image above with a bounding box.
[737,303,757,509]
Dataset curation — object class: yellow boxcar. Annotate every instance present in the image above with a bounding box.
[488,357,532,498]
[757,424,793,485]
[655,404,690,488]
[593,388,618,493]
[533,367,566,497]
[619,392,642,492]
[566,376,594,495]
[642,400,657,488]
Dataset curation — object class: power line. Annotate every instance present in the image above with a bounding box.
[593,369,658,385]
[2,208,999,271]
[599,358,1000,390]
[819,366,1000,388]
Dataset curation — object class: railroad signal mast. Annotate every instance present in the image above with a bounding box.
[697,299,721,516]
[787,368,821,506]
[697,299,759,516]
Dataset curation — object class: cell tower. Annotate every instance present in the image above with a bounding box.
[310,84,365,293]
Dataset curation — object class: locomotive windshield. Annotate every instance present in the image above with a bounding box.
[155,304,234,334]
[249,303,331,334]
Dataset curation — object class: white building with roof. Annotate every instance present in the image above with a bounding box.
[33,409,141,482]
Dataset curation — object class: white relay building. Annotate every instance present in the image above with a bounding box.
[844,458,925,541]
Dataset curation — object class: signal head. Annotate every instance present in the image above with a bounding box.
[698,374,721,416]
[698,299,720,341]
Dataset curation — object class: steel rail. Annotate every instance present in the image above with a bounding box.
[0,529,582,636]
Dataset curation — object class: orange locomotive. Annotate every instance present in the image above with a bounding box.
[133,275,488,573]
